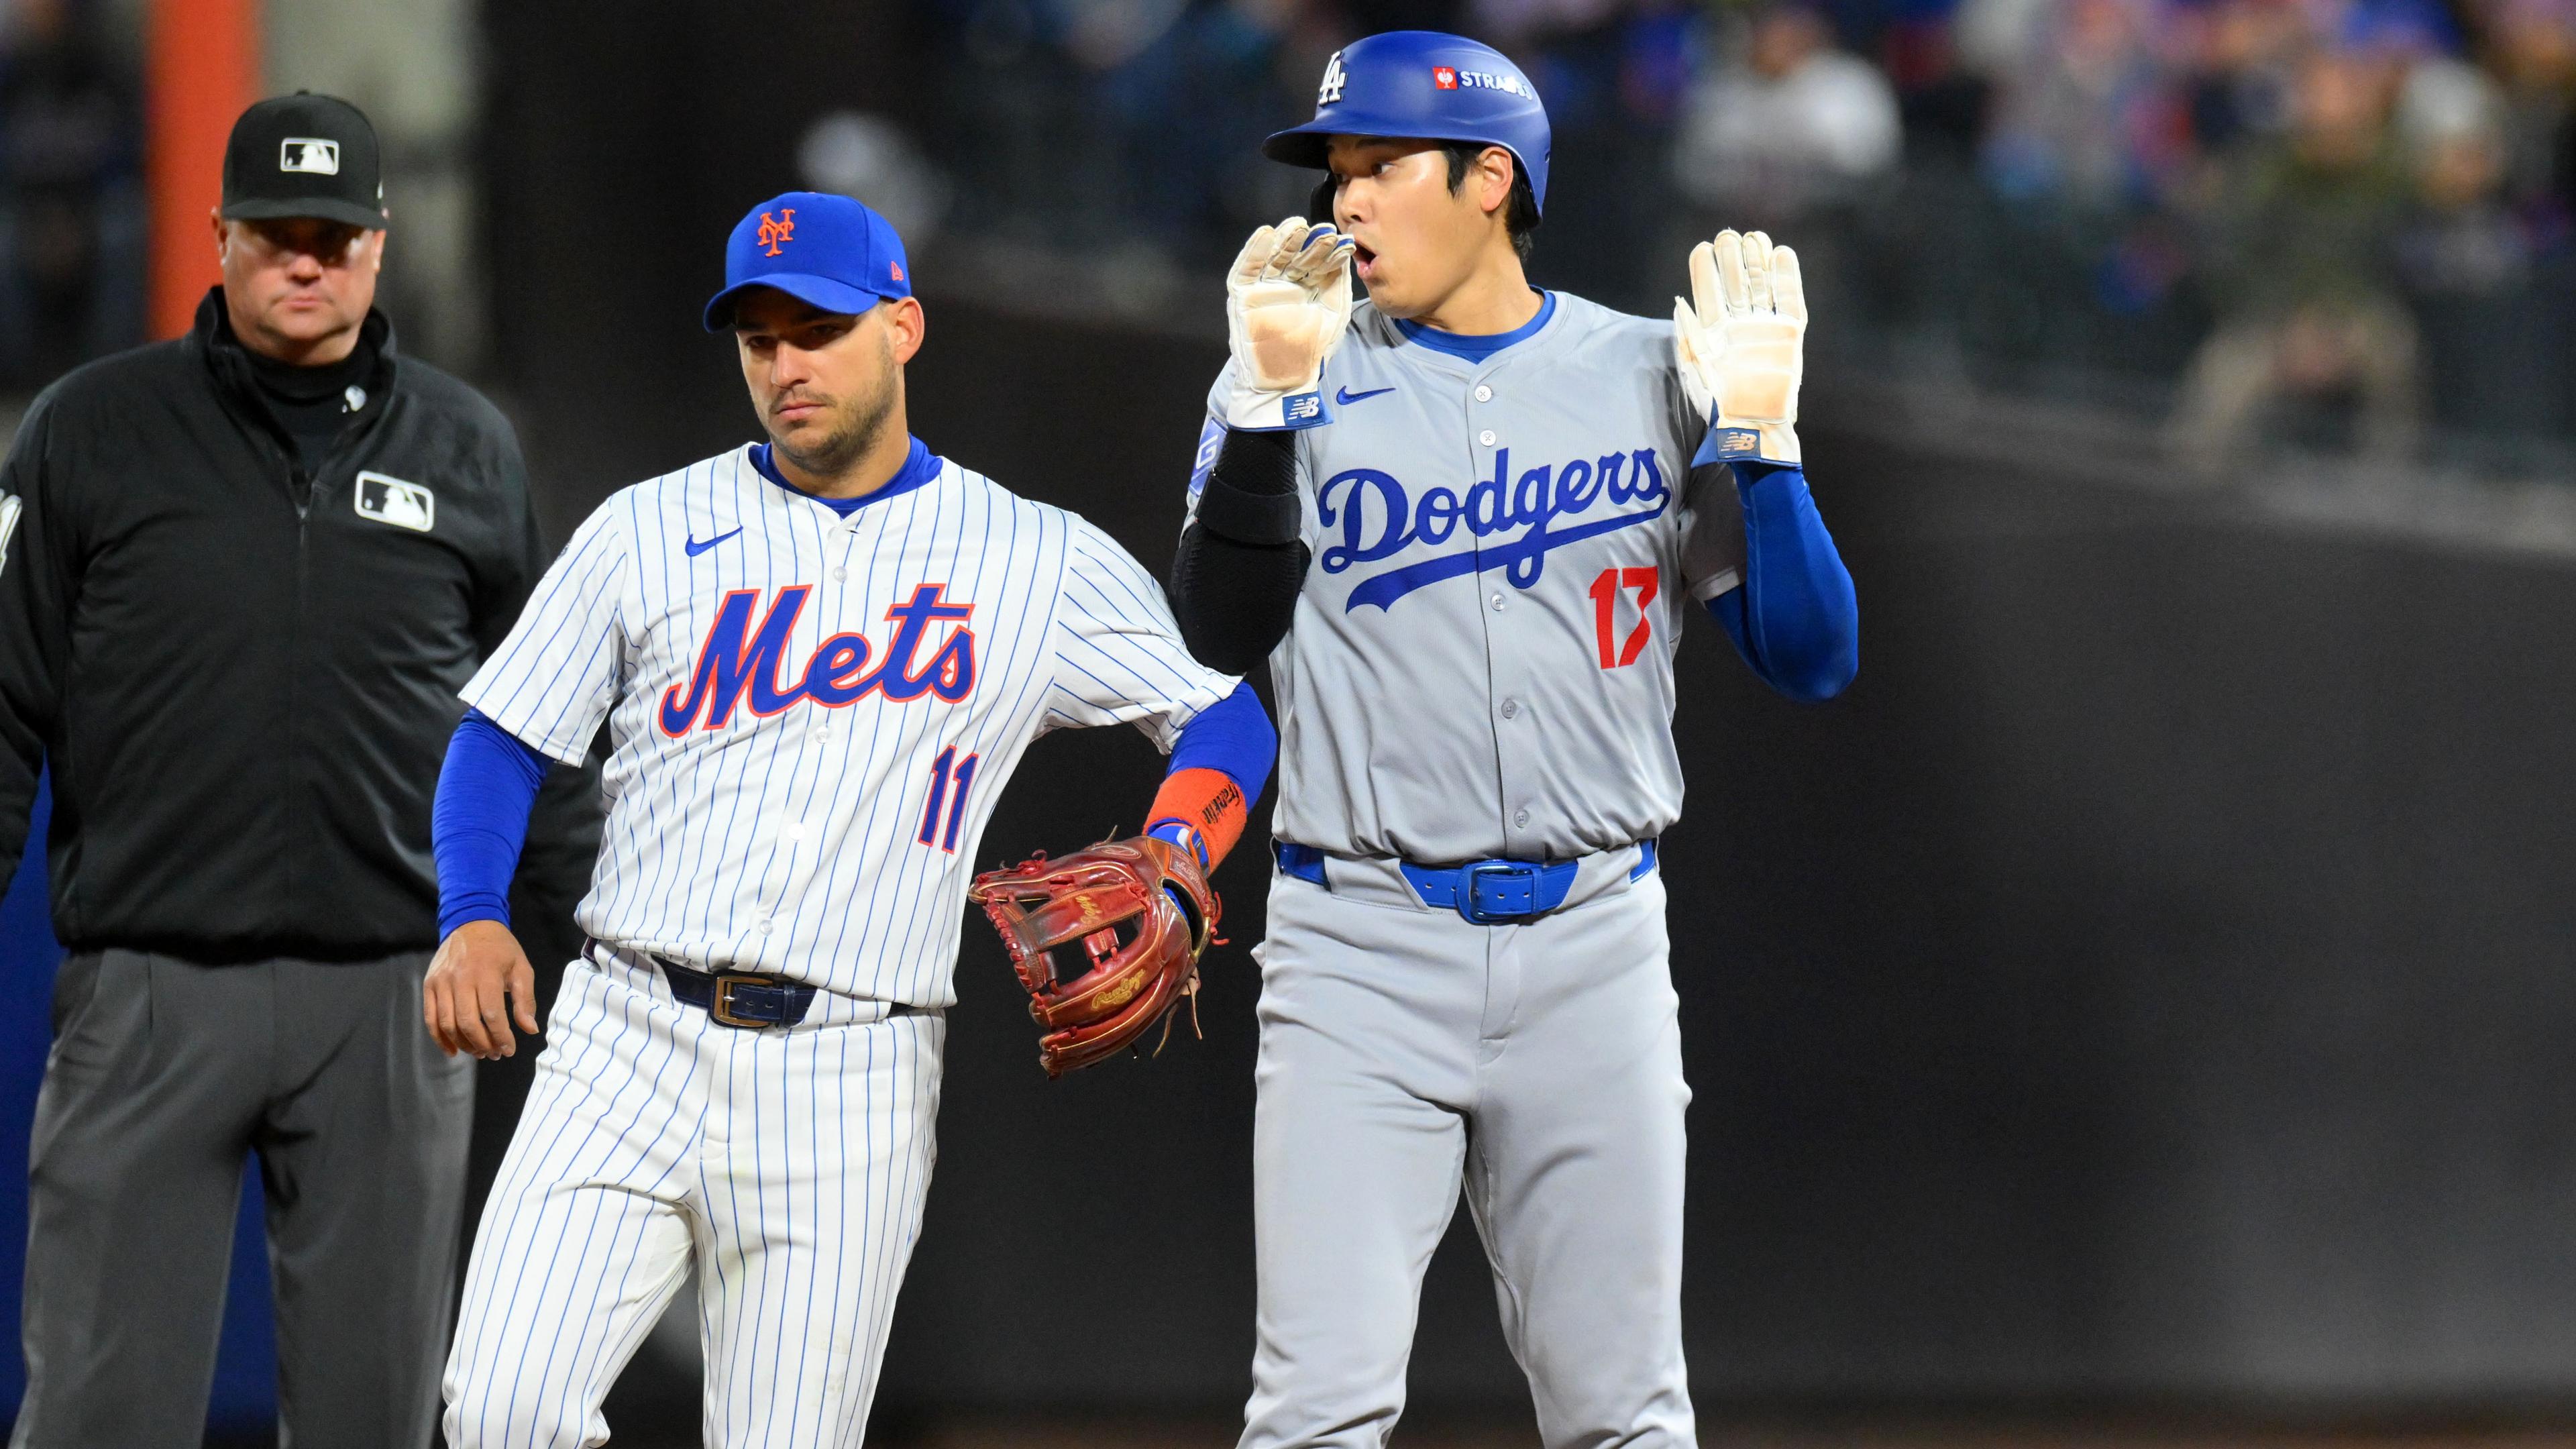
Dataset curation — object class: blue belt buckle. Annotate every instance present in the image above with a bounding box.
[1458,860,1538,924]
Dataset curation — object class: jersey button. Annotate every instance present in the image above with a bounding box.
[757,919,774,934]
[1474,384,1493,402]
[1490,592,1505,611]
[1513,808,1531,828]
[1500,698,1519,718]
[788,822,808,842]
[1478,429,1497,447]
[833,567,848,581]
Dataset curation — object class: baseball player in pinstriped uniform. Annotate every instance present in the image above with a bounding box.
[1164,33,1861,1449]
[423,193,1275,1446]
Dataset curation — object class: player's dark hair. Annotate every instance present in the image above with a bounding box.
[1305,144,1541,262]
[1439,141,1540,262]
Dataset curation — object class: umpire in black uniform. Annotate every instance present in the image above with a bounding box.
[0,94,590,1446]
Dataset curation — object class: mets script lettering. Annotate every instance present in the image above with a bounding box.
[659,583,976,737]
[1316,445,1669,612]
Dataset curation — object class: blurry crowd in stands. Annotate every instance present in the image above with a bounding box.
[0,0,138,393]
[916,0,2576,465]
[0,0,2563,465]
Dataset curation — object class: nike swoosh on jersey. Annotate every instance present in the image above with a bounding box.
[1336,386,1396,405]
[684,527,745,557]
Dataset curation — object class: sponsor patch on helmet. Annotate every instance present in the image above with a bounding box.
[1448,70,1529,95]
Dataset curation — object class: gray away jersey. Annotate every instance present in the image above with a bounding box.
[1191,291,1743,865]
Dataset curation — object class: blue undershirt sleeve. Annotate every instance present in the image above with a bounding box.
[1701,464,1859,703]
[1162,680,1275,802]
[1148,682,1277,858]
[433,707,551,937]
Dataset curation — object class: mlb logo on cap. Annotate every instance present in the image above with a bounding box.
[222,92,386,229]
[280,138,339,174]
[704,191,913,331]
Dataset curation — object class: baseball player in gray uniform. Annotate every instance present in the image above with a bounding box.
[1163,31,1862,1449]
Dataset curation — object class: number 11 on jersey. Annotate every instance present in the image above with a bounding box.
[918,746,980,851]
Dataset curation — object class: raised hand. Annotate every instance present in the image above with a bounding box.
[1674,228,1807,468]
[1224,216,1355,431]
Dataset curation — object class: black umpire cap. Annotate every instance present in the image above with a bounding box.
[221,92,387,231]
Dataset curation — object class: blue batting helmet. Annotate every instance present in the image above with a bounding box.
[1263,31,1552,214]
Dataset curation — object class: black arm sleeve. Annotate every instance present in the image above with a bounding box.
[1169,427,1305,676]
[0,400,71,887]
[1172,527,1307,676]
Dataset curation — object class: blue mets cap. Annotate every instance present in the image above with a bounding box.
[703,191,912,332]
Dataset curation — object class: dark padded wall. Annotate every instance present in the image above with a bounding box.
[10,275,2568,1417]
[868,313,2576,1413]
[468,5,2576,1411]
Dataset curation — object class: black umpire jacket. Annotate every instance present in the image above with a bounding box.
[0,288,593,963]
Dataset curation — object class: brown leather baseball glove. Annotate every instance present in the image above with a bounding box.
[965,835,1221,1077]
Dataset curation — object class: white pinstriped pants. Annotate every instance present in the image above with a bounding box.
[442,951,944,1448]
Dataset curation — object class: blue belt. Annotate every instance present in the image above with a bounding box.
[1274,840,1657,925]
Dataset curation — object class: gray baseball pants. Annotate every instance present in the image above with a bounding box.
[10,947,472,1449]
[1242,863,1696,1449]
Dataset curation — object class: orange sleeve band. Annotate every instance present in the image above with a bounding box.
[1146,767,1250,869]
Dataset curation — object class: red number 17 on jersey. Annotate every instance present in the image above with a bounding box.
[1588,566,1659,669]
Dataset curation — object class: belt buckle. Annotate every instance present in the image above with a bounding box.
[1457,861,1537,924]
[710,973,777,1028]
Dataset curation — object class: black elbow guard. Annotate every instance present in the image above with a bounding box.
[1193,427,1302,546]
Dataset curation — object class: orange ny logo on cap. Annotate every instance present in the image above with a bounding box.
[757,208,796,257]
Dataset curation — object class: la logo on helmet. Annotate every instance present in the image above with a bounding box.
[1317,50,1346,106]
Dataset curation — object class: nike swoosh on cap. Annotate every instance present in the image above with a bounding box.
[684,527,744,557]
[1336,386,1395,405]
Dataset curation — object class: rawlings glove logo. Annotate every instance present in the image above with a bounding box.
[1316,445,1669,612]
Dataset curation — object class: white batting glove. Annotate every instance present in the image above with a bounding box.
[1674,228,1807,468]
[1224,216,1354,431]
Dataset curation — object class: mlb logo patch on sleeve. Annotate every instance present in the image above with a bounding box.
[280,138,340,175]
[356,472,435,532]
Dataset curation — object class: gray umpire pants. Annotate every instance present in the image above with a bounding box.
[9,947,472,1449]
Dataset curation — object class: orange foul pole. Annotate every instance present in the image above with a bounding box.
[145,0,260,339]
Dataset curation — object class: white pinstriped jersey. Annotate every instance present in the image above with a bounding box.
[462,443,1236,1006]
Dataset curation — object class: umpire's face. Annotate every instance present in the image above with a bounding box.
[213,213,383,362]
[733,288,925,480]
